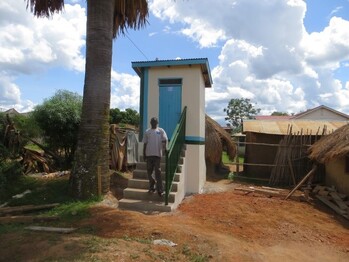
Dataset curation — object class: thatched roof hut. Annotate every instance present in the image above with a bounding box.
[205,115,236,164]
[309,124,349,163]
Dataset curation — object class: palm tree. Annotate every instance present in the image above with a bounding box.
[26,0,148,198]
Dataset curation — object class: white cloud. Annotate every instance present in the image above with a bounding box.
[110,71,140,111]
[150,0,349,124]
[0,75,21,106]
[0,0,86,112]
[1,0,349,124]
[302,17,349,68]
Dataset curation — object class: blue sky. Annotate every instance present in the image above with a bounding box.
[1,0,349,125]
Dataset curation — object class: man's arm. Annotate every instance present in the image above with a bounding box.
[161,129,168,152]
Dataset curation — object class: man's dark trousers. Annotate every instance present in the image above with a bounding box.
[146,156,163,193]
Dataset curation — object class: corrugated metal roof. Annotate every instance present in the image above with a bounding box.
[132,58,209,64]
[132,58,213,87]
[255,115,291,120]
[243,120,349,135]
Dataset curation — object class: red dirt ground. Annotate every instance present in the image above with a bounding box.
[1,178,349,261]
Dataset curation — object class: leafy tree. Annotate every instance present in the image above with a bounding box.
[121,108,140,126]
[26,0,148,198]
[12,113,42,140]
[110,108,140,126]
[271,111,289,116]
[110,108,123,124]
[224,98,261,133]
[32,90,82,167]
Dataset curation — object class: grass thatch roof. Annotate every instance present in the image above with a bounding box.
[308,123,349,163]
[205,115,236,164]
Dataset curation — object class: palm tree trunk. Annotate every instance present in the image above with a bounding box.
[70,0,115,199]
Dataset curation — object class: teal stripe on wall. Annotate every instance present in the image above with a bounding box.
[185,136,205,145]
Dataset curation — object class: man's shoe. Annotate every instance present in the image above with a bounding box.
[148,188,155,193]
[158,191,164,197]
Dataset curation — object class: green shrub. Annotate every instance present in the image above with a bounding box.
[0,144,23,201]
[32,90,82,168]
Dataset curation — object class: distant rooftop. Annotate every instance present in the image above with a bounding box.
[243,120,347,135]
[291,105,349,120]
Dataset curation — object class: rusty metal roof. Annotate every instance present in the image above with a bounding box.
[243,120,349,135]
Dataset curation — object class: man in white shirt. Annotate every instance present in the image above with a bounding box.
[143,117,168,196]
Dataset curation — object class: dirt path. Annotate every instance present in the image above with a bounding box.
[1,180,349,261]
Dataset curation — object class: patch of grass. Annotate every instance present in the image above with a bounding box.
[46,198,100,222]
[237,156,244,164]
[0,223,25,235]
[222,152,244,164]
[181,245,210,262]
[2,176,72,206]
[122,235,152,244]
[130,253,140,260]
[143,247,159,261]
[3,175,100,205]
[0,176,38,203]
[221,151,232,164]
[1,175,101,225]
[182,244,191,256]
[83,236,101,253]
[190,254,210,262]
[82,236,119,255]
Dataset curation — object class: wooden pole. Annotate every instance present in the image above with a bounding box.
[287,155,296,186]
[285,164,318,200]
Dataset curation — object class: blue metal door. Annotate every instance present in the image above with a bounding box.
[159,85,182,139]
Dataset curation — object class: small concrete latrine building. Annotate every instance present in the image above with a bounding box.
[118,58,213,212]
[133,58,212,193]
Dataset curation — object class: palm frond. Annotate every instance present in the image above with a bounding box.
[113,0,149,37]
[26,0,64,17]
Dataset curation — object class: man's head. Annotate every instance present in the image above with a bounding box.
[150,117,158,128]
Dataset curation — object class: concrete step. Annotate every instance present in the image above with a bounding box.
[136,162,166,170]
[119,147,186,213]
[136,157,184,170]
[128,179,179,191]
[118,199,172,213]
[177,165,183,173]
[123,188,176,203]
[132,170,181,182]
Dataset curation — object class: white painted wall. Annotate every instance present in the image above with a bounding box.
[185,145,206,193]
